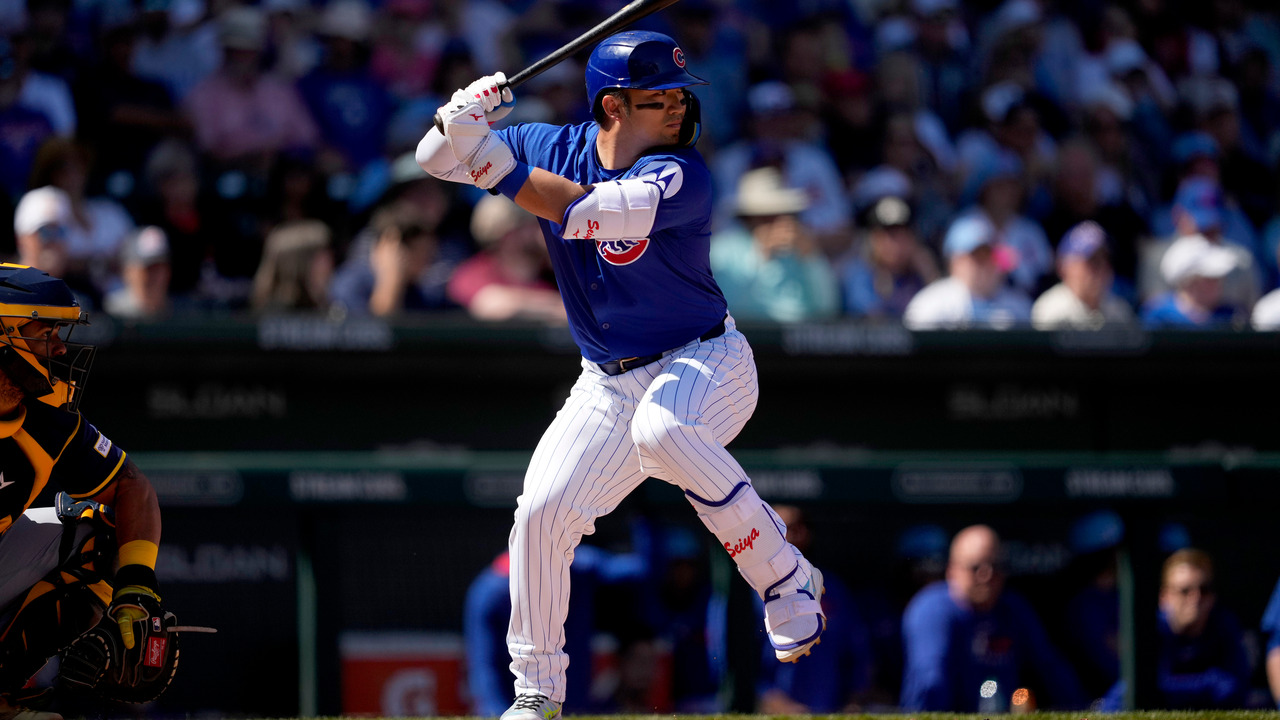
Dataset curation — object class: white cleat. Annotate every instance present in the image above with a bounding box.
[500,693,561,720]
[769,566,827,663]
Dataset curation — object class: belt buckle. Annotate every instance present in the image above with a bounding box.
[617,356,640,373]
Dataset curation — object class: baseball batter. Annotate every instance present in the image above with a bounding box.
[418,31,826,720]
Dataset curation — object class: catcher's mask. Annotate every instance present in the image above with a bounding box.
[0,263,94,411]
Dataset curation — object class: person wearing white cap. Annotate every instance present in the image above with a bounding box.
[1031,221,1135,330]
[1140,233,1241,327]
[12,185,72,281]
[104,226,172,319]
[903,214,1032,329]
[709,167,840,322]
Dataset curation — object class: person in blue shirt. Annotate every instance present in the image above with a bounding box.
[464,542,649,716]
[756,505,875,714]
[1141,233,1242,327]
[418,31,827,720]
[900,524,1086,712]
[1262,574,1280,708]
[1155,548,1251,709]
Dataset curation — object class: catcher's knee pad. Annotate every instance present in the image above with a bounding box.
[685,483,825,655]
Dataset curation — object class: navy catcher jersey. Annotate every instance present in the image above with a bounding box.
[494,121,727,363]
[0,400,127,535]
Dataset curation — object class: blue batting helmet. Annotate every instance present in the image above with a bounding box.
[585,31,706,119]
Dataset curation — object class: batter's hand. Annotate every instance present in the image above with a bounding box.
[459,72,516,124]
[437,96,516,190]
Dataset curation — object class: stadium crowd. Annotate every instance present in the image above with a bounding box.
[2,0,1279,329]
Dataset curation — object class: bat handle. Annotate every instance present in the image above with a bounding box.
[432,81,513,134]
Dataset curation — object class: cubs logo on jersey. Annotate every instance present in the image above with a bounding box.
[596,238,650,266]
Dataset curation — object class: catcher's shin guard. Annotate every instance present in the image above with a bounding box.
[686,482,826,661]
[0,496,115,692]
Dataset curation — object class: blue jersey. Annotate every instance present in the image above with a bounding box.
[900,581,1086,712]
[494,122,726,363]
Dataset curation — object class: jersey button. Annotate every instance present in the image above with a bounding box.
[590,283,598,290]
[602,323,610,330]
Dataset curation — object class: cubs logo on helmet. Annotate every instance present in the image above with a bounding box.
[597,238,650,266]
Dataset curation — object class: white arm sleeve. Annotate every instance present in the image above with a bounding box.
[415,127,472,184]
[560,179,662,241]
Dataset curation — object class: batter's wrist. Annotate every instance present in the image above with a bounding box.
[494,160,532,200]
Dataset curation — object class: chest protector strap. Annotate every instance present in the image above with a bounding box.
[561,178,662,242]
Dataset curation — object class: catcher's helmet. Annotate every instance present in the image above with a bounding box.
[0,263,93,410]
[585,31,706,145]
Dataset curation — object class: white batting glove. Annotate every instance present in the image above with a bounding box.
[437,97,515,190]
[460,72,516,123]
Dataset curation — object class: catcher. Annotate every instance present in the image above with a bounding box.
[0,264,184,720]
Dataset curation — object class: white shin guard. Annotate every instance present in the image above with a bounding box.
[687,483,826,655]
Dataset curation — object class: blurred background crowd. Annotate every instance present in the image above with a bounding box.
[2,0,1280,330]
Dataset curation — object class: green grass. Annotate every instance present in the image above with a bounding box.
[249,707,1280,712]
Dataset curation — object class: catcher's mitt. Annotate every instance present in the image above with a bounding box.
[59,590,209,704]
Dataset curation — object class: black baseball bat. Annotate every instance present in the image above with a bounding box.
[433,0,683,132]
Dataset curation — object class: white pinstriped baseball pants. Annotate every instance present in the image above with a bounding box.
[506,314,761,704]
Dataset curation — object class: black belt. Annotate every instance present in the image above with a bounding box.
[597,317,727,376]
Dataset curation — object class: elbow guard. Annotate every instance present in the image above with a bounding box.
[560,179,662,241]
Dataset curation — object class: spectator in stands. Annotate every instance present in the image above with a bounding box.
[0,37,54,201]
[1040,137,1149,302]
[6,17,75,137]
[130,0,221,102]
[711,81,851,241]
[1261,574,1280,708]
[1141,233,1243,327]
[1181,75,1274,231]
[1032,221,1136,330]
[263,0,321,82]
[904,215,1032,329]
[446,194,563,324]
[183,5,319,174]
[103,225,172,320]
[368,0,439,101]
[708,167,840,322]
[296,0,395,178]
[900,524,1086,712]
[250,220,335,314]
[906,0,970,136]
[1155,548,1251,709]
[757,505,875,714]
[133,138,255,311]
[28,138,136,306]
[955,152,1054,296]
[955,82,1056,218]
[837,194,938,320]
[329,203,452,316]
[11,185,71,281]
[71,19,189,201]
[1142,176,1261,315]
[1252,233,1280,329]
